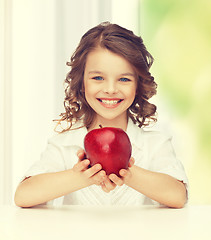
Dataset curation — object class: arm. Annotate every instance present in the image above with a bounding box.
[108,165,187,208]
[14,151,106,208]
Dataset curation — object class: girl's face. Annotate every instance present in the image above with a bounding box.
[83,47,137,129]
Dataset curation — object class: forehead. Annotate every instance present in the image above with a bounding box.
[85,47,135,75]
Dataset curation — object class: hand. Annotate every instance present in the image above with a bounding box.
[100,157,135,193]
[72,149,107,186]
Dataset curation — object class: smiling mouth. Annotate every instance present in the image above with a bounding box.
[97,98,123,106]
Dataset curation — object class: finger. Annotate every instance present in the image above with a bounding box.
[109,174,124,186]
[101,182,110,193]
[128,157,135,168]
[83,164,102,178]
[103,177,116,191]
[119,169,132,179]
[73,159,90,172]
[91,170,106,185]
[77,149,86,161]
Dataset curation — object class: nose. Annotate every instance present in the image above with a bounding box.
[103,79,118,94]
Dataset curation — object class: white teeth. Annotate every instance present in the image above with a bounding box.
[101,99,119,105]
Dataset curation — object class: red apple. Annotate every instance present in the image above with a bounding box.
[84,126,132,176]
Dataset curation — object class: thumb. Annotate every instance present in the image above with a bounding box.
[128,157,135,168]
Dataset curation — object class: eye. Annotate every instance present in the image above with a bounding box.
[92,76,103,81]
[119,77,131,82]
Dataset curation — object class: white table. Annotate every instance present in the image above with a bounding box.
[0,205,210,240]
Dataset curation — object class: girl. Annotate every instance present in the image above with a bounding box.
[14,22,188,208]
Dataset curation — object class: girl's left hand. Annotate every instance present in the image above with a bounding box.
[100,157,135,193]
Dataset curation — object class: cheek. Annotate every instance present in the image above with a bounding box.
[84,88,92,103]
[84,82,99,105]
[84,79,91,96]
[85,84,94,97]
[126,86,137,101]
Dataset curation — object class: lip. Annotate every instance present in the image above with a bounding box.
[97,98,123,108]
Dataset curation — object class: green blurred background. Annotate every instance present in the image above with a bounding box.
[140,0,211,204]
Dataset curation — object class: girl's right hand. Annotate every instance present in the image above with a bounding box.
[73,149,106,186]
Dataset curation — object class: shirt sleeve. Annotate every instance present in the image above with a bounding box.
[21,138,82,206]
[22,140,66,180]
[149,134,189,199]
[22,135,82,180]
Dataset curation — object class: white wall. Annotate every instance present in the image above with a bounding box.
[0,0,7,205]
[111,0,140,35]
[0,0,13,205]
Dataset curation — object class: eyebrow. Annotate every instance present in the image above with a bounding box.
[88,71,135,77]
[120,73,135,77]
[88,71,103,75]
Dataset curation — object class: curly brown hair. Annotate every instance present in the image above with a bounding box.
[55,22,157,132]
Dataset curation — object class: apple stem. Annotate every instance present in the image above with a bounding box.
[99,124,103,128]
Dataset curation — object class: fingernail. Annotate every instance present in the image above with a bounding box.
[77,152,82,157]
[84,160,90,165]
[96,164,102,170]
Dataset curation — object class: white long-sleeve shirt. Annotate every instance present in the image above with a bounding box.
[23,119,189,206]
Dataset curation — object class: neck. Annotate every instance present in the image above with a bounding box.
[88,116,128,132]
